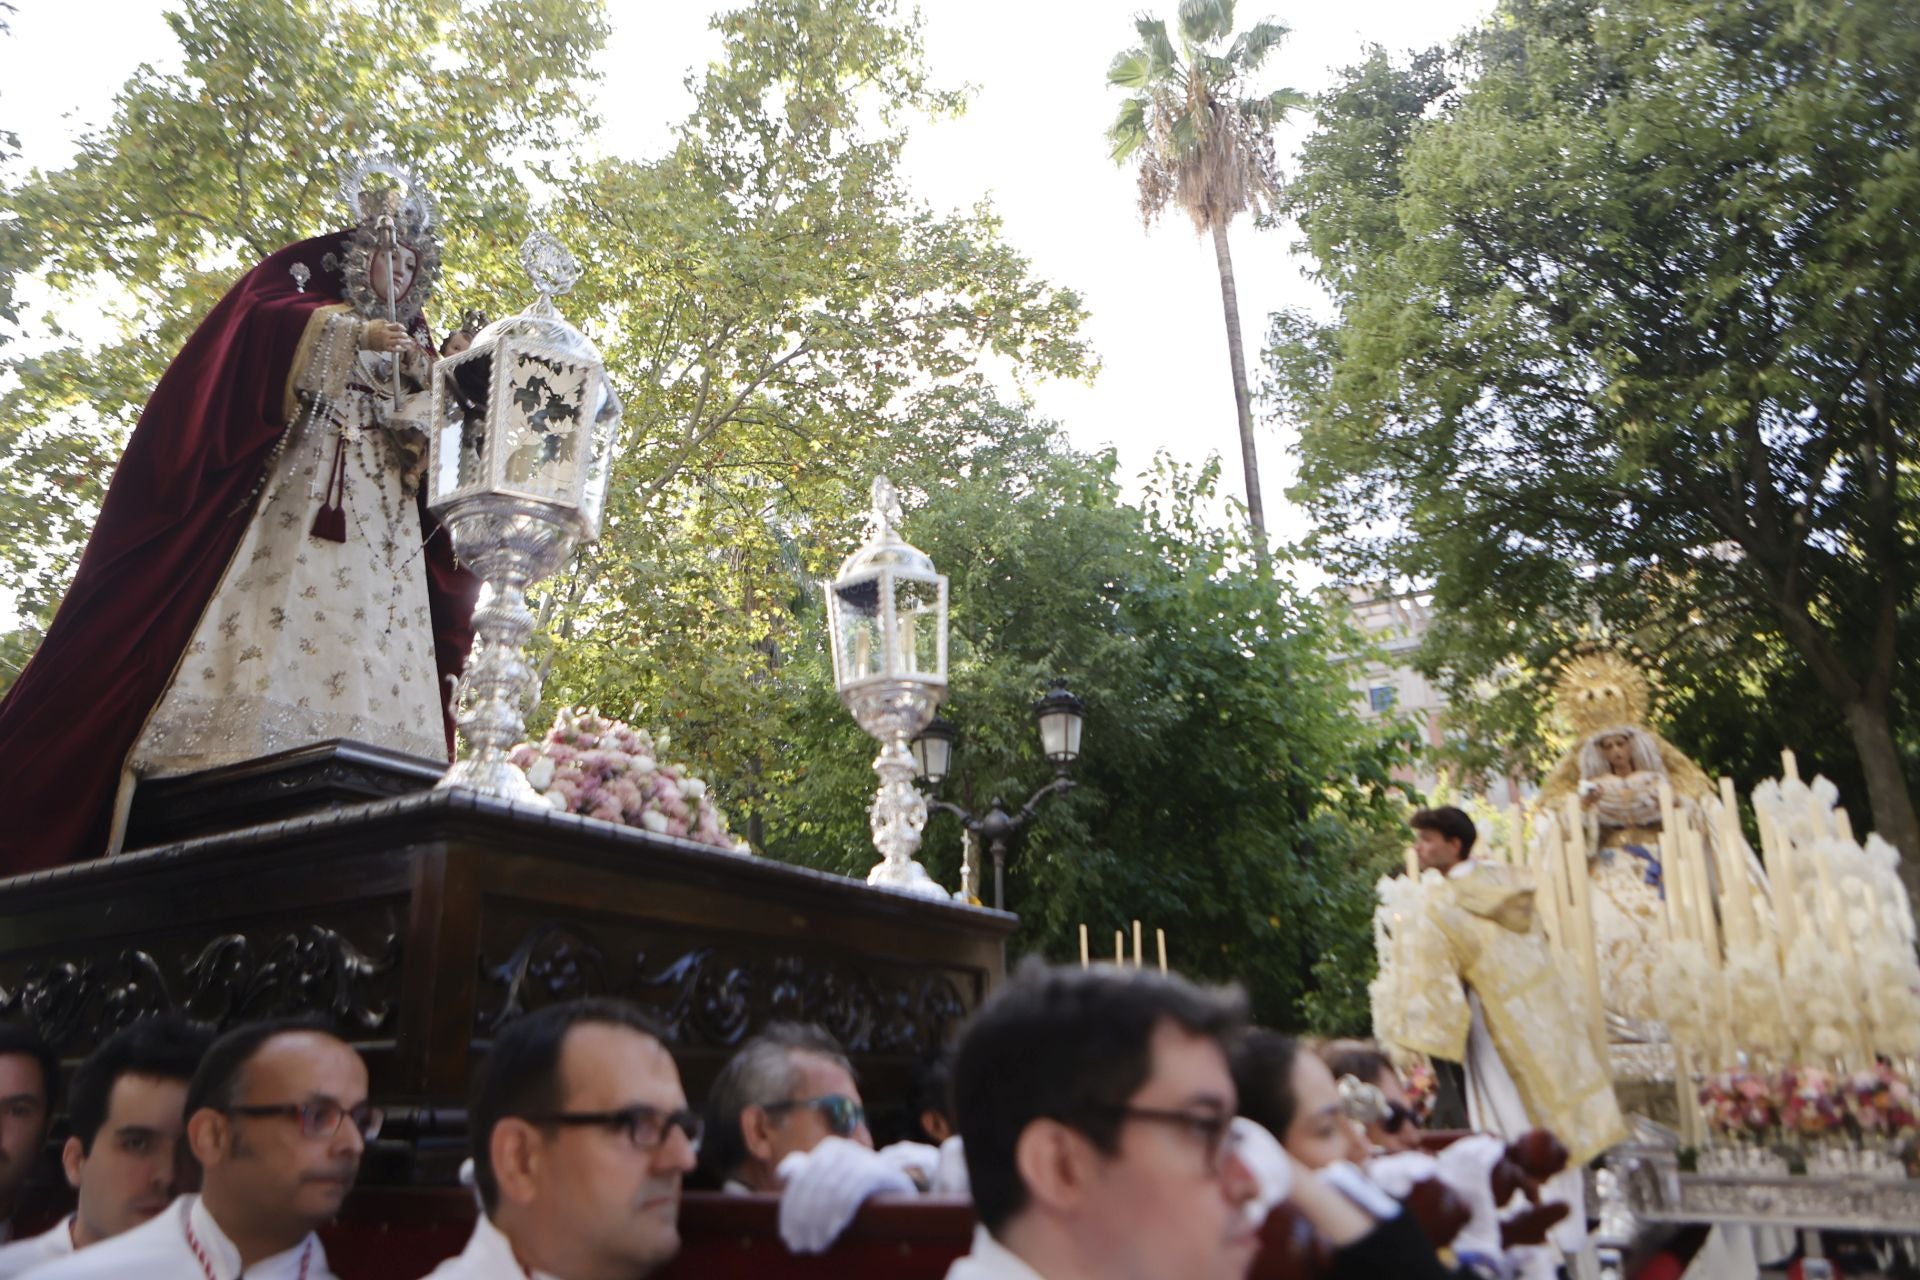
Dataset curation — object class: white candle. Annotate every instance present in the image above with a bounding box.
[1133,919,1143,970]
[1079,923,1090,970]
[1156,928,1168,975]
[1115,930,1124,966]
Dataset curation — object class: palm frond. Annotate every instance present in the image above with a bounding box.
[1229,19,1290,69]
[1242,86,1310,125]
[1107,96,1150,162]
[1132,16,1180,79]
[1108,48,1155,89]
[1177,0,1235,47]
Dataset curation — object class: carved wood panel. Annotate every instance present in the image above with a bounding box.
[0,914,403,1056]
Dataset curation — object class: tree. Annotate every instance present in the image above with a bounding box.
[1271,0,1920,891]
[1106,0,1305,561]
[0,0,610,683]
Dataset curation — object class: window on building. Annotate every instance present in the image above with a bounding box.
[1368,685,1397,713]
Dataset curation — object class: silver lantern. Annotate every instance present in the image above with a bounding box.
[825,477,951,898]
[427,229,621,802]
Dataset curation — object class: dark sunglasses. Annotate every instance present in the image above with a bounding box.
[523,1104,704,1153]
[227,1099,385,1141]
[763,1093,865,1138]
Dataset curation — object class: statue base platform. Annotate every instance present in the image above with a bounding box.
[1606,1144,1920,1235]
[0,750,1014,1184]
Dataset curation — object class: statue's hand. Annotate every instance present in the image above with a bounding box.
[361,319,413,353]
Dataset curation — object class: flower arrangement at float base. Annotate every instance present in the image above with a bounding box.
[508,707,748,854]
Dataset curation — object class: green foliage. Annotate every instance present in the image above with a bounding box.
[0,0,609,674]
[667,403,1418,1031]
[1272,0,1920,872]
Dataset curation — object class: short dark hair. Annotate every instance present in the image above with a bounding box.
[184,1016,338,1121]
[1319,1040,1397,1096]
[0,1022,61,1116]
[470,998,670,1215]
[1229,1029,1306,1139]
[909,1049,954,1139]
[700,1022,854,1185]
[1410,805,1476,858]
[69,1016,215,1152]
[952,959,1247,1234]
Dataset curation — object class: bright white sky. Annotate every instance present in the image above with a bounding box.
[0,0,1489,549]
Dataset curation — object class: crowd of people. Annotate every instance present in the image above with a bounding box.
[0,940,1580,1280]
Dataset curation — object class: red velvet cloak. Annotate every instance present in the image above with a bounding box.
[0,231,478,875]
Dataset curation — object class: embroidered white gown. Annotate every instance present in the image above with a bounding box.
[128,310,446,778]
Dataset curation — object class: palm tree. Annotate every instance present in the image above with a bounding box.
[1107,0,1305,562]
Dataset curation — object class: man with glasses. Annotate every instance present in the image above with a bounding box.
[0,1015,213,1276]
[31,1017,374,1279]
[701,1022,872,1193]
[425,998,698,1279]
[947,961,1454,1280]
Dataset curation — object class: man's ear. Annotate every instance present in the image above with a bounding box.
[490,1118,544,1209]
[60,1136,86,1190]
[740,1105,779,1163]
[918,1109,953,1145]
[1013,1119,1091,1215]
[185,1109,226,1170]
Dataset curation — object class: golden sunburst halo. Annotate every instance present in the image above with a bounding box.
[1551,645,1654,737]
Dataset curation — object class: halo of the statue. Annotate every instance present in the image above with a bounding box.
[330,153,442,328]
[1550,644,1655,739]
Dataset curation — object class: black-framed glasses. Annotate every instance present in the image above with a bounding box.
[763,1094,865,1139]
[523,1105,704,1154]
[1382,1102,1417,1135]
[1087,1105,1238,1172]
[227,1099,385,1141]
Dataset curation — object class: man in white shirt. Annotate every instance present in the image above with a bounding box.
[28,1017,376,1280]
[944,960,1268,1280]
[0,1015,211,1277]
[424,997,698,1279]
[0,1026,58,1247]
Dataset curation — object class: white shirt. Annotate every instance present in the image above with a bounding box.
[23,1195,335,1280]
[0,1216,72,1278]
[419,1212,566,1280]
[944,1225,1051,1280]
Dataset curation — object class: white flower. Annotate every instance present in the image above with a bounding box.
[681,777,707,801]
[639,810,669,834]
[526,756,557,791]
[547,791,568,811]
[630,754,656,777]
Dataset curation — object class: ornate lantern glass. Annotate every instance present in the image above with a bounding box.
[424,231,621,802]
[1034,677,1086,769]
[826,478,951,897]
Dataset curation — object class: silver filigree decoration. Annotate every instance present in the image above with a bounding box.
[518,229,582,304]
[333,153,441,327]
[289,262,311,292]
[338,153,436,234]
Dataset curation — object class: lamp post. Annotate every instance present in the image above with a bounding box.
[914,678,1086,911]
[425,229,621,802]
[824,476,951,898]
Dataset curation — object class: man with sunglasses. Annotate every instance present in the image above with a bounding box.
[425,998,698,1279]
[30,1017,373,1280]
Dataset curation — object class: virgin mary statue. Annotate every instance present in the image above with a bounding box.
[1534,649,1766,1054]
[0,158,479,874]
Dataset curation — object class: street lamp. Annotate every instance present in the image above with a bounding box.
[913,678,1086,911]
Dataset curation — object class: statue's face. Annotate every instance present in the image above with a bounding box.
[1599,734,1634,774]
[369,243,418,304]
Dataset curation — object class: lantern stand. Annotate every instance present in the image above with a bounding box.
[426,229,622,802]
[824,477,952,899]
[915,678,1086,911]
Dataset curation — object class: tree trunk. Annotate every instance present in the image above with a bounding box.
[1208,219,1269,568]
[1843,695,1920,904]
